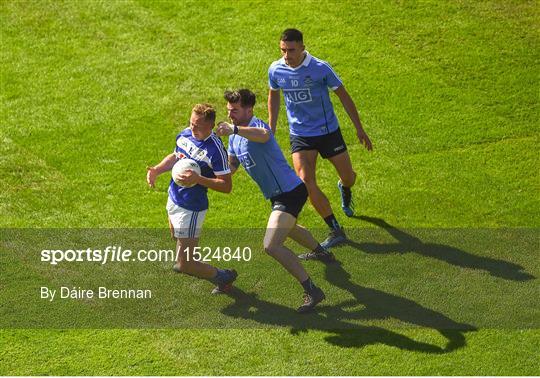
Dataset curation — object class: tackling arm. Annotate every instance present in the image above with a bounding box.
[215,122,270,143]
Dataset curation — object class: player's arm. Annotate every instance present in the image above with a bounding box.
[334,85,373,151]
[192,173,232,194]
[146,153,178,188]
[228,155,240,175]
[267,89,280,134]
[216,122,270,143]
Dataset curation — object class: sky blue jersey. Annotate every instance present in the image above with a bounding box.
[169,128,230,211]
[268,51,343,137]
[227,116,302,199]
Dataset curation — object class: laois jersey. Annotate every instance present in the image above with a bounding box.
[227,116,302,199]
[268,51,343,137]
[168,128,230,211]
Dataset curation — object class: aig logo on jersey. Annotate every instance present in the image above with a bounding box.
[283,88,312,104]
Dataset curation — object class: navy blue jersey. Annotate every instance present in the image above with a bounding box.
[169,128,230,211]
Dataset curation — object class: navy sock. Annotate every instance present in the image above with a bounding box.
[301,277,316,293]
[313,244,325,253]
[340,183,352,202]
[214,268,228,283]
[324,214,341,230]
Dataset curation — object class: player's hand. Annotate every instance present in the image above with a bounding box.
[146,166,158,188]
[177,169,199,186]
[216,121,234,137]
[356,129,373,151]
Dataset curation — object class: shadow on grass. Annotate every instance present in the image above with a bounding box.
[222,260,475,353]
[347,215,534,281]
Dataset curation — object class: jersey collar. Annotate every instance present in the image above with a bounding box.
[248,116,258,126]
[202,132,213,142]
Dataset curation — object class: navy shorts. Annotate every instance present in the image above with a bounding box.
[290,128,347,159]
[270,183,308,219]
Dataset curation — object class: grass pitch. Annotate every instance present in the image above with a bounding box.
[1,0,539,375]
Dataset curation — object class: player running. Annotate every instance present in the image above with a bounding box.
[216,89,335,313]
[268,28,373,248]
[146,103,237,294]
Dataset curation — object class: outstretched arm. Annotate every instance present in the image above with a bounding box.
[146,153,178,188]
[334,86,373,151]
[216,122,270,143]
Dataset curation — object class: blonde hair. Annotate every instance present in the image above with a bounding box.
[192,103,216,124]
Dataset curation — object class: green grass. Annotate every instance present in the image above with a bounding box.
[1,0,539,375]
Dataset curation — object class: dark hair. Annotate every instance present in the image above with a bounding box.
[224,89,256,108]
[192,103,216,123]
[280,28,303,43]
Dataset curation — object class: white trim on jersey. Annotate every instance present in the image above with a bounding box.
[209,134,230,175]
[317,58,343,89]
[249,116,266,128]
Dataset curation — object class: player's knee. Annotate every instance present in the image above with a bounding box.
[173,261,185,273]
[341,170,357,187]
[263,242,279,257]
[302,178,319,192]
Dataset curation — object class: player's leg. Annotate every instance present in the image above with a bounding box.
[263,210,308,282]
[292,150,346,248]
[292,149,332,217]
[173,237,215,279]
[167,199,236,293]
[263,209,325,313]
[327,150,357,217]
[288,224,336,263]
[320,129,357,217]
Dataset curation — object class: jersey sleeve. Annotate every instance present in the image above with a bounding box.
[268,64,280,91]
[227,135,236,157]
[210,138,231,176]
[323,62,343,90]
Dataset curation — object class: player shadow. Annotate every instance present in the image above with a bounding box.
[347,215,534,281]
[322,261,476,351]
[222,262,475,353]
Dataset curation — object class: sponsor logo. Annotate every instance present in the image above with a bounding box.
[176,137,211,166]
[283,88,312,104]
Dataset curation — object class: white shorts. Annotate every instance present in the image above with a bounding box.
[166,198,207,239]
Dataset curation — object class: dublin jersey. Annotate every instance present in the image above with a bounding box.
[268,51,343,137]
[169,128,230,211]
[227,116,302,199]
